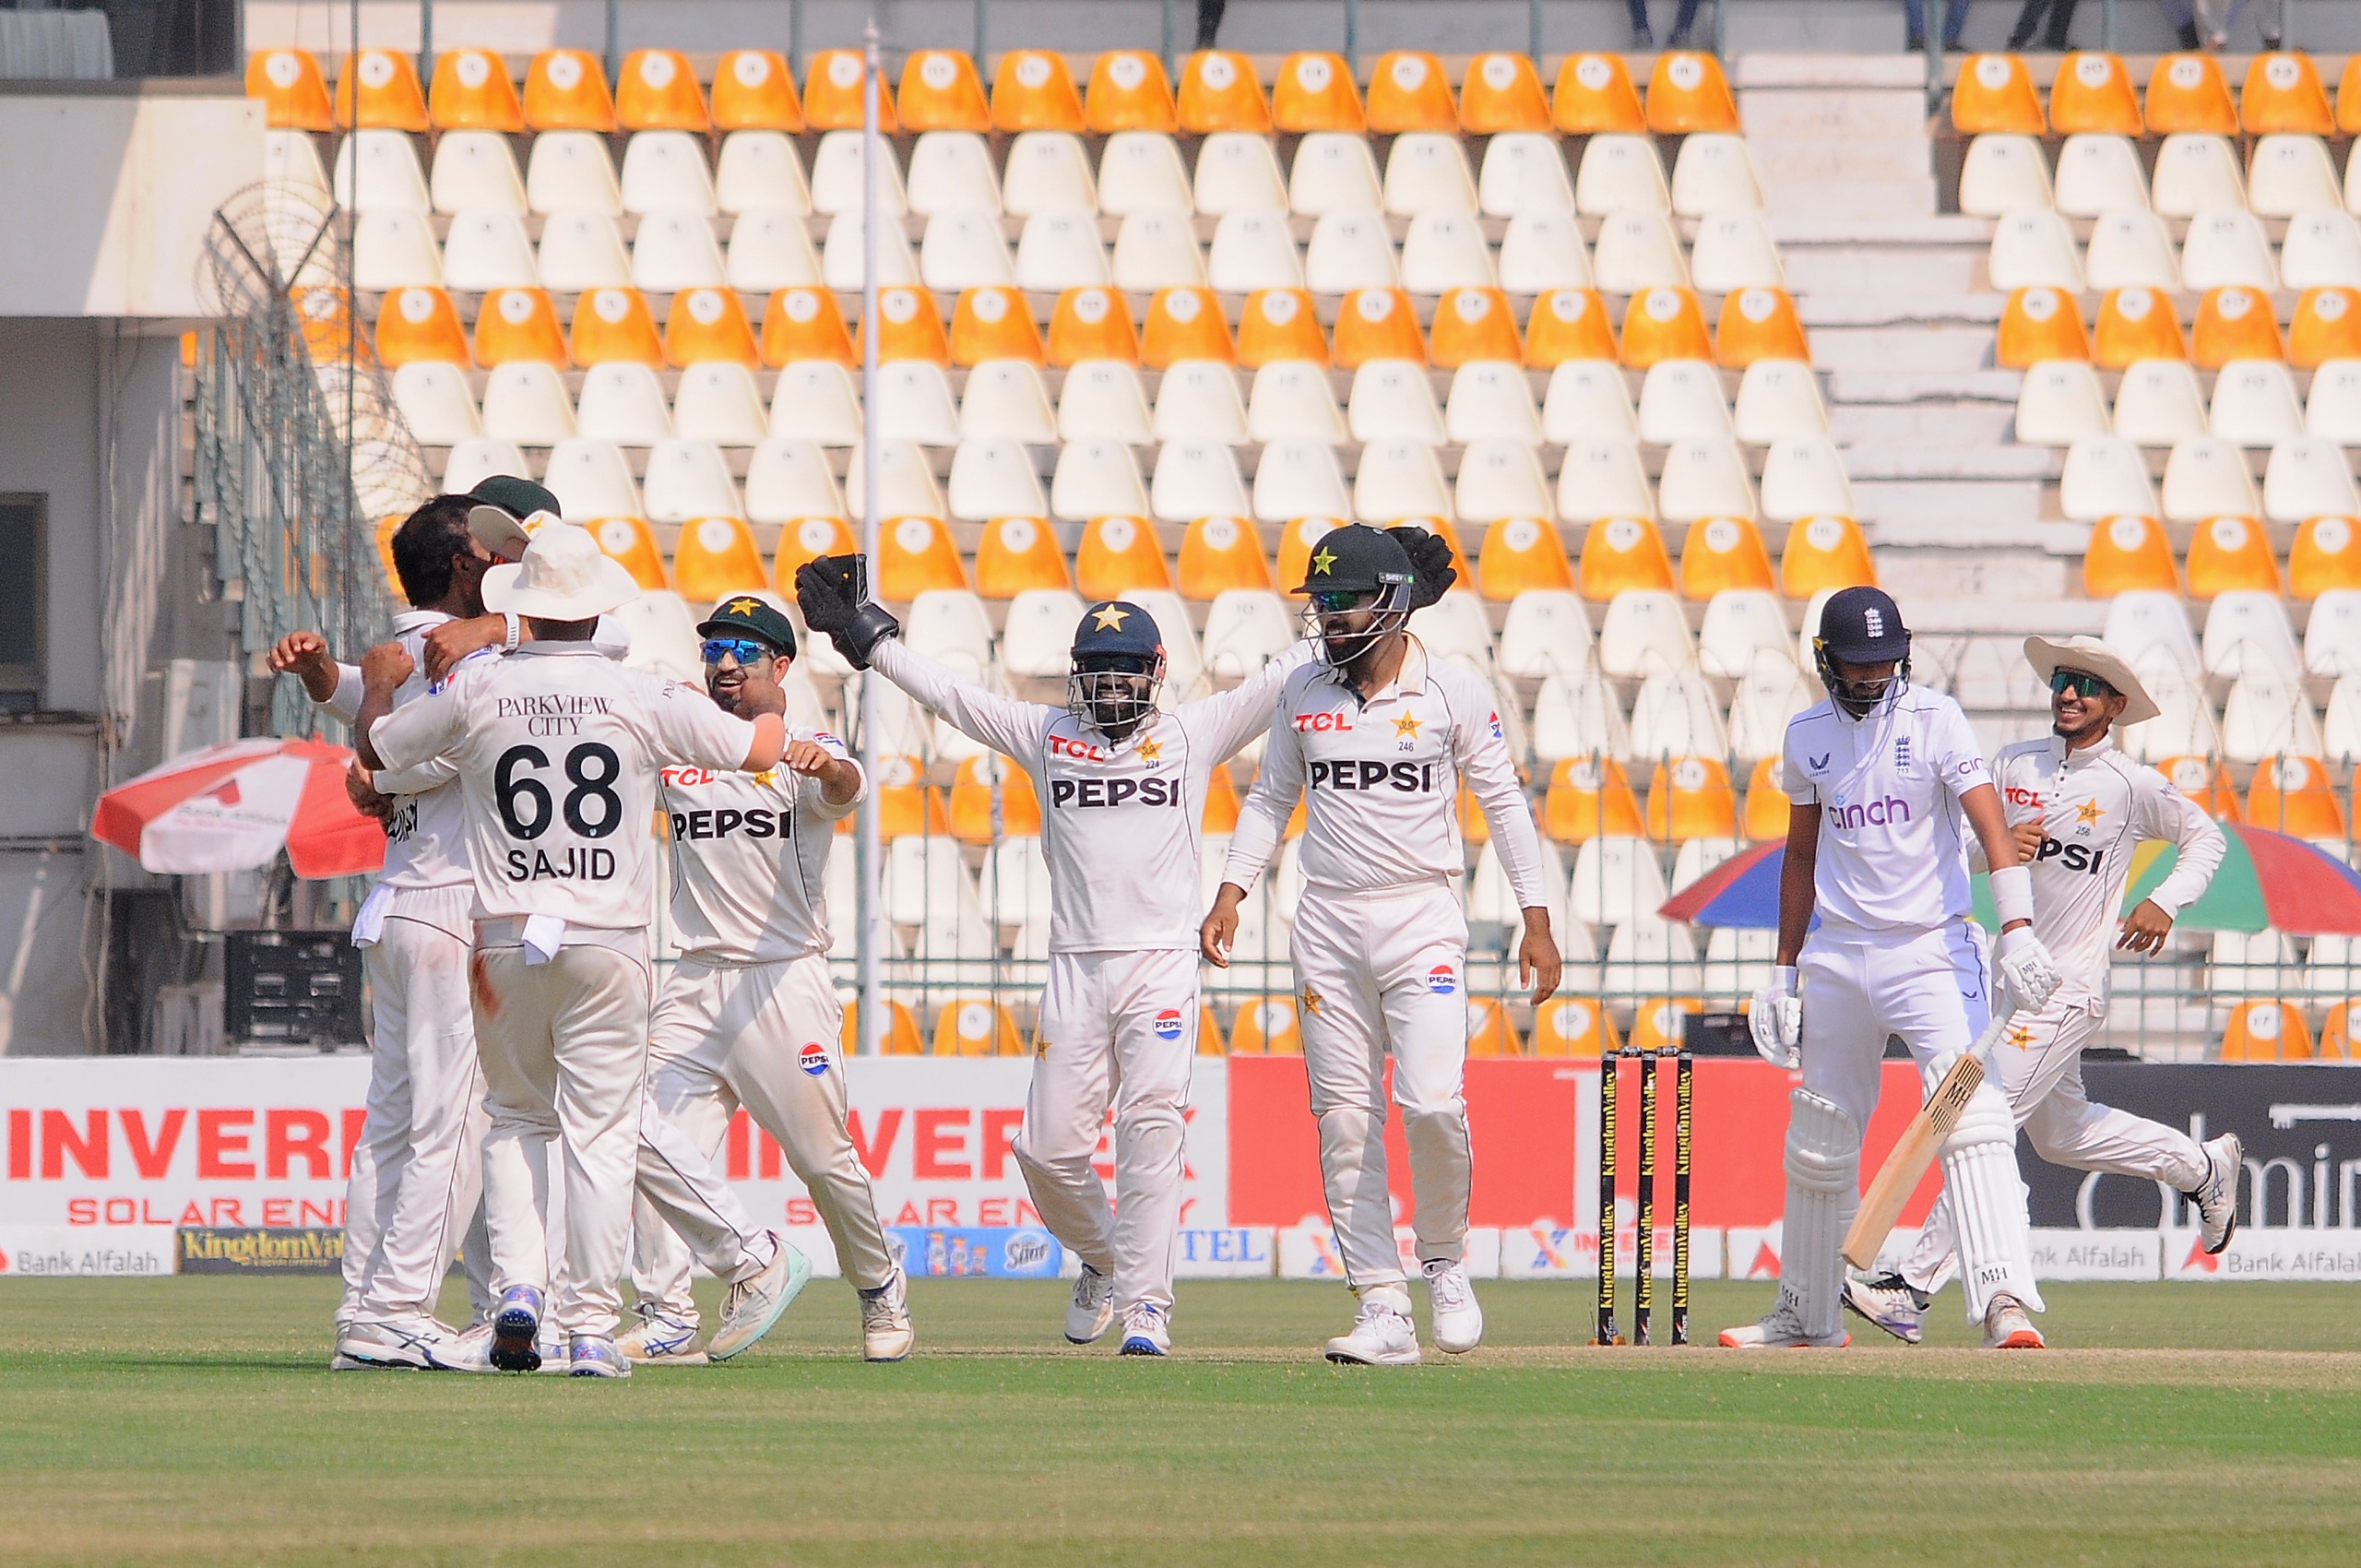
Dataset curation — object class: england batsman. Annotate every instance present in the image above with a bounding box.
[1727,587,2065,1351]
[621,594,912,1365]
[1844,635,2238,1343]
[360,524,794,1376]
[1200,524,1560,1367]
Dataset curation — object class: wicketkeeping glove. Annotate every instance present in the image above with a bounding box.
[1394,527,1458,610]
[1749,965,1803,1068]
[793,555,901,671]
[1996,925,2063,1015]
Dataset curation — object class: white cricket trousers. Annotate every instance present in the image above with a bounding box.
[1901,993,2209,1294]
[1013,947,1197,1316]
[632,953,896,1326]
[1292,882,1472,1290]
[470,936,652,1341]
[337,885,490,1331]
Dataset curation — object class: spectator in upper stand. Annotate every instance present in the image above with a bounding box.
[1196,0,1224,50]
[2004,0,2077,50]
[1629,0,1707,49]
[2193,0,2284,51]
[1904,0,1972,52]
[2156,0,2203,49]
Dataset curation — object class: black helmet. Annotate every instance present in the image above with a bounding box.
[1065,600,1166,738]
[1294,524,1415,667]
[1812,586,1911,719]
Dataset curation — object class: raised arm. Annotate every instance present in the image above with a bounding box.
[870,638,1047,764]
[1180,639,1318,765]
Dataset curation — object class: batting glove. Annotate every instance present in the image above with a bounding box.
[1996,926,2062,1015]
[1393,526,1458,610]
[1749,965,1803,1068]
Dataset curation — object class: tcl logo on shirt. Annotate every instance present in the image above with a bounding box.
[1293,711,1356,732]
[1047,734,1110,761]
[662,766,724,788]
[2005,786,2044,808]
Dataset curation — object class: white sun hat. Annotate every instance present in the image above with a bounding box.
[2022,634,2160,727]
[481,521,641,620]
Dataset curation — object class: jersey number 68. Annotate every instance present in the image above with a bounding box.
[495,742,624,840]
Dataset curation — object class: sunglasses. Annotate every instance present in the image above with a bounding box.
[2049,669,2116,699]
[1310,590,1370,614]
[701,636,777,666]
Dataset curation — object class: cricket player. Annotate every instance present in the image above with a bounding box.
[1844,636,2239,1343]
[268,493,497,1370]
[622,594,913,1365]
[796,532,1455,1356]
[1728,587,2065,1351]
[417,478,632,681]
[1200,524,1561,1367]
[360,523,798,1377]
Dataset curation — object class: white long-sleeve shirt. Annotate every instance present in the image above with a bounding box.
[1223,639,1548,908]
[1993,732,2225,1011]
[658,725,864,963]
[871,637,1307,952]
[318,610,479,892]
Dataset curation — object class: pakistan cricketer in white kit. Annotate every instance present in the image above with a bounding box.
[1729,587,2067,1352]
[796,537,1454,1354]
[1844,635,2239,1343]
[622,593,912,1366]
[361,524,795,1378]
[1202,524,1561,1368]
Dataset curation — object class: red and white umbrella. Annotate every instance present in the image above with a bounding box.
[91,737,386,877]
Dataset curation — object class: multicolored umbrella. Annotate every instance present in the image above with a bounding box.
[91,737,386,878]
[1659,842,1781,928]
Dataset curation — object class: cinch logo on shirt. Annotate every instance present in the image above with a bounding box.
[1048,777,1182,809]
[1308,760,1438,793]
[668,808,788,840]
[2035,837,2106,874]
[1294,711,1356,732]
[1826,795,1911,829]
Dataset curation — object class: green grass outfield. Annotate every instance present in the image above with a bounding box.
[6,1277,2361,1566]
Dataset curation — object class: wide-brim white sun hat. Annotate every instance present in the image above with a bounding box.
[481,522,641,621]
[2023,634,2160,728]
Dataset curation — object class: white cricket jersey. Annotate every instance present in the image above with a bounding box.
[658,725,864,963]
[320,610,481,892]
[369,645,756,932]
[871,637,1308,952]
[1783,686,1994,933]
[1994,732,2225,1008]
[1224,639,1548,907]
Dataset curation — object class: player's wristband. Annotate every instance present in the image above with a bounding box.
[502,612,522,653]
[1773,964,1797,994]
[1988,862,2035,929]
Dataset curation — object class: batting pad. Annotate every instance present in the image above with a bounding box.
[1942,1136,2046,1322]
[1781,1089,1859,1341]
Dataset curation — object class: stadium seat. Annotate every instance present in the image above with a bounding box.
[1263,441,1357,524]
[1952,53,2045,134]
[1427,289,1521,373]
[536,211,632,291]
[2110,362,2205,445]
[2244,53,2333,135]
[1572,133,1668,216]
[429,131,526,215]
[2249,134,2343,219]
[1272,51,1363,132]
[1714,288,1808,369]
[1003,131,1099,219]
[542,437,643,521]
[1080,50,1175,134]
[2015,361,2111,446]
[2220,999,2312,1062]
[1986,208,2084,292]
[2315,595,2361,684]
[1384,130,1477,218]
[1644,756,1738,841]
[2183,514,2282,597]
[2193,290,2287,370]
[991,49,1085,132]
[2205,590,2304,680]
[2210,362,2304,446]
[2161,437,2261,522]
[1781,515,1876,598]
[949,287,1043,366]
[1400,212,1496,293]
[1532,668,1629,763]
[1669,134,1763,217]
[1193,131,1287,214]
[2308,361,2361,441]
[820,210,919,288]
[907,135,1002,220]
[770,362,862,445]
[392,362,481,444]
[331,128,429,212]
[1444,362,1542,446]
[1154,362,1248,445]
[1957,135,2053,218]
[1050,438,1152,522]
[1172,515,1272,598]
[1272,515,1345,591]
[1140,288,1233,370]
[808,127,908,215]
[872,361,959,445]
[1456,441,1554,524]
[898,49,990,131]
[1575,516,1672,600]
[1555,438,1655,523]
[1329,289,1423,369]
[1152,440,1251,523]
[1230,995,1303,1056]
[1541,360,1638,445]
[946,437,1048,520]
[1073,515,1170,600]
[1631,666,1728,760]
[2082,513,2178,597]
[1014,210,1111,291]
[1741,756,1792,839]
[1644,50,1737,133]
[1246,362,1347,443]
[847,440,949,522]
[1498,588,1590,680]
[1545,757,1644,841]
[2103,589,2202,674]
[1656,438,1755,524]
[2180,209,2279,291]
[1045,287,1139,366]
[524,48,615,131]
[248,48,335,130]
[1202,588,1296,681]
[931,996,1025,1057]
[477,361,574,444]
[2292,518,2361,600]
[2250,754,2346,837]
[768,508,856,582]
[1696,588,1789,676]
[1526,289,1619,368]
[2094,289,2187,368]
[1596,588,1693,677]
[573,362,671,444]
[802,47,897,133]
[2150,132,2245,217]
[472,287,568,367]
[2082,208,2180,292]
[646,438,746,522]
[1348,360,1444,444]
[616,49,707,132]
[1303,210,1399,292]
[661,287,758,369]
[1204,210,1303,292]
[1056,361,1152,444]
[671,516,767,600]
[946,754,1042,842]
[1681,516,1777,600]
[335,48,429,130]
[1592,211,1689,293]
[2145,53,2237,134]
[1478,133,1575,218]
[2283,223,2361,296]
[1759,436,1856,522]
[2053,134,2148,218]
[352,208,443,290]
[1097,132,1192,218]
[2118,666,2217,763]
[1525,996,1616,1060]
[711,50,801,132]
[962,515,1065,599]
[1619,287,1713,368]
[1637,360,1732,445]
[570,287,665,369]
[724,211,821,290]
[1493,209,1590,294]
[2051,52,2143,134]
[525,131,622,214]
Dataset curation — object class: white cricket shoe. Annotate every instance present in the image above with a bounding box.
[1064,1265,1116,1345]
[1323,1286,1420,1367]
[332,1317,457,1371]
[617,1310,708,1366]
[1422,1259,1483,1354]
[2192,1133,2243,1255]
[1118,1302,1171,1357]
[707,1236,812,1362]
[1982,1293,2045,1350]
[859,1271,914,1363]
[567,1336,632,1377]
[1718,1295,1848,1348]
[489,1286,544,1372]
[1842,1273,1928,1346]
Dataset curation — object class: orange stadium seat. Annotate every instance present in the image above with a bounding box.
[1577,516,1673,600]
[2191,287,2286,368]
[844,998,926,1056]
[2243,53,2333,135]
[523,48,616,131]
[776,516,857,586]
[1202,767,1241,835]
[1389,516,1470,587]
[1272,52,1364,132]
[474,287,570,366]
[1646,757,1738,842]
[1430,288,1522,368]
[1743,756,1791,840]
[1455,789,1490,845]
[1178,515,1273,597]
[1461,52,1551,133]
[899,49,990,131]
[2094,288,2188,368]
[591,517,671,591]
[1629,996,1704,1053]
[2291,516,2361,600]
[2048,53,2142,134]
[374,513,404,594]
[1141,287,1236,367]
[2290,289,2361,369]
[991,50,1085,132]
[1085,50,1178,132]
[877,515,969,599]
[2221,999,2312,1062]
[1046,287,1140,366]
[1076,516,1173,599]
[1275,517,1345,589]
[666,287,760,367]
[1782,515,1877,598]
[572,287,666,366]
[861,285,951,366]
[429,48,523,131]
[1194,1001,1224,1057]
[1525,289,1618,367]
[375,285,470,367]
[871,756,948,838]
[805,49,898,132]
[1366,51,1455,133]
[1236,289,1328,366]
[933,997,1026,1057]
[2319,1002,2361,1060]
[1177,50,1270,133]
[2159,754,2242,818]
[1465,998,1523,1058]
[1552,52,1645,133]
[2184,514,2282,596]
[1531,997,1620,1059]
[1231,996,1303,1055]
[2339,57,2361,135]
[673,517,767,601]
[291,286,355,362]
[2082,514,2180,597]
[1546,758,1644,842]
[712,50,802,131]
[1332,289,1426,369]
[1680,516,1777,599]
[1715,288,1810,368]
[949,755,1043,842]
[762,287,857,367]
[336,49,429,130]
[1997,286,2091,368]
[950,286,1046,366]
[2145,53,2237,134]
[973,516,1071,597]
[1620,288,1714,368]
[2249,754,2345,837]
[1952,53,2046,133]
[1645,51,1738,133]
[246,48,334,130]
[617,49,707,130]
[1480,516,1576,598]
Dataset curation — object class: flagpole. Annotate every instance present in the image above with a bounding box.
[854,18,885,1057]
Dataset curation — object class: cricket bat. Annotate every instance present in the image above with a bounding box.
[1841,1007,2017,1271]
